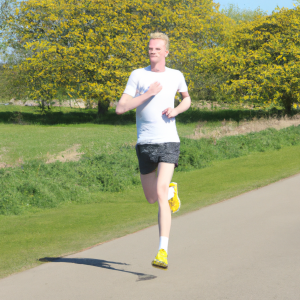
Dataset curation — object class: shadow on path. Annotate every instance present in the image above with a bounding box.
[39,257,157,282]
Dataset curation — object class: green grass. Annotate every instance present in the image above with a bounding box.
[0,122,196,166]
[0,123,137,164]
[0,104,297,166]
[0,112,196,165]
[1,145,300,279]
[179,125,300,170]
[1,124,300,215]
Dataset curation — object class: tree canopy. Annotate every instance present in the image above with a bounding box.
[1,0,230,112]
[1,1,299,113]
[197,6,300,112]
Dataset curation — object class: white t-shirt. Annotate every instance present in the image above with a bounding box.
[123,66,188,144]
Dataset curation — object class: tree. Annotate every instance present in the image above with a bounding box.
[0,0,31,102]
[1,0,231,113]
[197,7,300,113]
[0,0,23,62]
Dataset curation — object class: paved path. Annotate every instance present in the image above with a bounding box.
[1,174,300,300]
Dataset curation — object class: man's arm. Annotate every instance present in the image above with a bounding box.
[116,82,162,115]
[162,91,191,118]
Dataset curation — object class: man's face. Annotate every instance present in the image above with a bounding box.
[148,39,169,64]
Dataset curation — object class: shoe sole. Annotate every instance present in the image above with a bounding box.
[151,261,168,270]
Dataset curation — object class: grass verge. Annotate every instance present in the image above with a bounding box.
[1,145,300,279]
[1,125,300,215]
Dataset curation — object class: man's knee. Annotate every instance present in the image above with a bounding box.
[143,190,157,204]
[157,184,169,201]
[146,196,157,204]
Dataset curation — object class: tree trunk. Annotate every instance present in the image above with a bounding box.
[97,99,109,115]
[41,99,45,111]
[283,95,292,115]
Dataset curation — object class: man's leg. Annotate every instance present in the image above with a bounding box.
[140,170,158,204]
[140,162,174,237]
[140,163,175,269]
[156,162,174,238]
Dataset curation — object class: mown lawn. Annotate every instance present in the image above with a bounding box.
[0,123,136,164]
[0,122,196,165]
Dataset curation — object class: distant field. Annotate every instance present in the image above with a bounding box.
[1,105,300,215]
[0,123,137,166]
[0,105,299,167]
[0,121,198,166]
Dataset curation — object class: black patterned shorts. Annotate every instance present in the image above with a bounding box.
[135,142,180,175]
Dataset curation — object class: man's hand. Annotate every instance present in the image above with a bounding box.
[162,107,178,119]
[116,81,163,115]
[146,81,162,96]
[162,93,191,119]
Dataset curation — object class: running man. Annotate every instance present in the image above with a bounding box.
[116,32,191,269]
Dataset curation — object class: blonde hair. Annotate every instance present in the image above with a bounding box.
[149,32,169,51]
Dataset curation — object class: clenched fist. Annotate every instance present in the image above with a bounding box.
[162,107,178,119]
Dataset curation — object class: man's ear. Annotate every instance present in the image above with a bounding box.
[165,51,169,57]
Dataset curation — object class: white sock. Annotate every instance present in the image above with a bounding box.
[168,186,175,200]
[159,236,169,254]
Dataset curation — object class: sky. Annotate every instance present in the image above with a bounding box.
[216,0,295,12]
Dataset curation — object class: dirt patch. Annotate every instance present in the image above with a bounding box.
[0,157,22,169]
[189,114,300,140]
[0,145,84,168]
[4,99,102,108]
[191,100,225,110]
[6,99,87,108]
[0,162,10,168]
[0,149,13,168]
[46,144,84,164]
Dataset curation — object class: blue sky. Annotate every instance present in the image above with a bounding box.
[216,0,295,12]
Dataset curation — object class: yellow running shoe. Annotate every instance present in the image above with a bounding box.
[168,182,181,213]
[151,249,168,270]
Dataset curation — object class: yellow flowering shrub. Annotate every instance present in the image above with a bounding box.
[2,0,230,113]
[197,7,300,112]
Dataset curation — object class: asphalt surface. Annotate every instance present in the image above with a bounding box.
[1,173,300,300]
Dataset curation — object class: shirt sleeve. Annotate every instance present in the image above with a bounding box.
[177,71,188,93]
[123,70,138,97]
